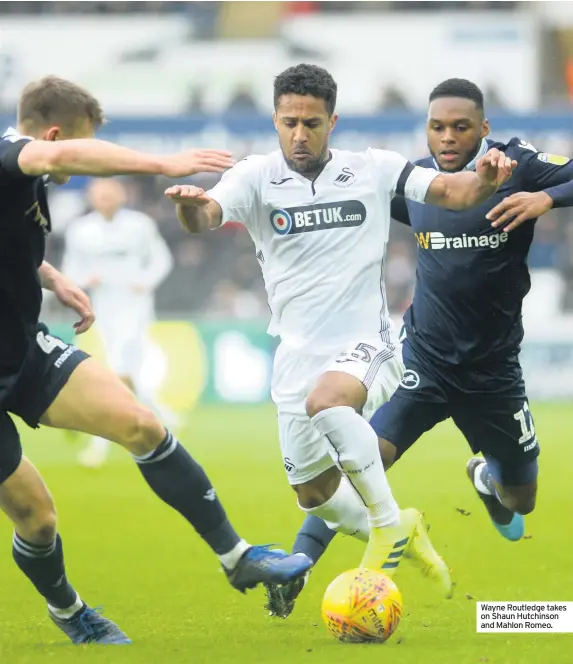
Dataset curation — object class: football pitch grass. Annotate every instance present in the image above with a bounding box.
[1,402,572,664]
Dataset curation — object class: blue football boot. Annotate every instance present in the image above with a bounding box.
[225,545,312,593]
[50,605,131,644]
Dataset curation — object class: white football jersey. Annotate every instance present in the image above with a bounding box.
[62,209,173,324]
[209,148,439,351]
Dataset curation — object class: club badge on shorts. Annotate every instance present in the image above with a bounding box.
[400,370,420,390]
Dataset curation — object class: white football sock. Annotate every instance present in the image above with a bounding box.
[311,406,400,528]
[473,461,493,495]
[300,476,370,542]
[48,593,83,620]
[217,539,251,570]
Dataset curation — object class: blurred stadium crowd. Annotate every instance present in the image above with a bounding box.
[43,169,573,323]
[1,0,572,324]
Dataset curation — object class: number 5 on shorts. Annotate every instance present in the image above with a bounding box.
[513,401,536,445]
[336,342,378,365]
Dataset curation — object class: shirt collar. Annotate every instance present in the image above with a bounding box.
[2,126,20,139]
[432,138,489,172]
[2,126,35,142]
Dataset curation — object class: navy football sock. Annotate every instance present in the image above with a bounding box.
[293,515,337,564]
[12,533,78,609]
[134,431,241,555]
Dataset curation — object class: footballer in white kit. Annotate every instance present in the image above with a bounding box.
[205,147,431,485]
[165,64,515,595]
[63,178,173,466]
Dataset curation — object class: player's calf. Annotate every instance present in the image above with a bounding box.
[466,457,537,541]
[0,457,57,545]
[42,358,310,594]
[496,484,536,516]
[0,458,102,635]
[379,437,398,470]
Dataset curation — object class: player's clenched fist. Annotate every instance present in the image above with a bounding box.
[476,148,517,188]
[164,184,212,205]
[161,150,234,178]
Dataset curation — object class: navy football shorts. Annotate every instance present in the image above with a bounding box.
[370,335,540,486]
[0,323,89,484]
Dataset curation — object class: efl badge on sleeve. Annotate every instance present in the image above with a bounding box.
[537,153,570,166]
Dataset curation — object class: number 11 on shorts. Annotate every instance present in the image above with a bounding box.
[514,401,536,446]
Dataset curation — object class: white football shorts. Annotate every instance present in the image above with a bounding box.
[272,337,404,485]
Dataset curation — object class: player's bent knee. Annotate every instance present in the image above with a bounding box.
[27,517,58,545]
[116,405,165,456]
[12,505,57,545]
[306,390,356,419]
[306,372,367,418]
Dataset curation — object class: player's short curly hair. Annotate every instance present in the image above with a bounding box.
[274,64,337,115]
[429,78,484,111]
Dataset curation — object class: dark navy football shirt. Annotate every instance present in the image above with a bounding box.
[391,137,573,365]
[0,128,50,376]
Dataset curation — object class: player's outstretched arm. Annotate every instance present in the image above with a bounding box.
[425,148,517,210]
[165,184,223,233]
[17,140,233,179]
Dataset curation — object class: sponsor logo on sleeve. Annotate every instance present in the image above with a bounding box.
[537,153,570,166]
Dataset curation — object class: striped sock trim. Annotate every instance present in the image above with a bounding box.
[133,430,178,465]
[13,532,56,559]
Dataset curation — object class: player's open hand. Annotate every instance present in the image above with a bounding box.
[486,191,553,232]
[164,184,212,206]
[476,148,517,188]
[161,149,234,178]
[52,274,95,334]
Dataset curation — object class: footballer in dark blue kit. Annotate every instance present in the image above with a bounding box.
[265,78,573,618]
[0,76,311,645]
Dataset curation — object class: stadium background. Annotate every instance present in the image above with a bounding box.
[2,0,573,408]
[0,3,572,664]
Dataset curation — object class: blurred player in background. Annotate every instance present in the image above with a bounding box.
[63,178,174,468]
[280,77,573,619]
[0,75,312,646]
[165,64,516,608]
